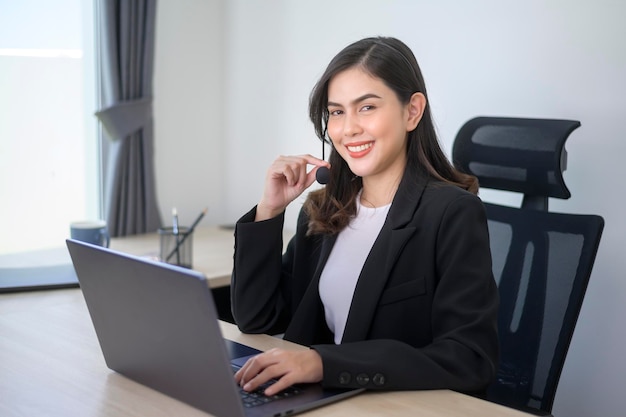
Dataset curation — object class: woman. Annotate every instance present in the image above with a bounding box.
[232,36,499,397]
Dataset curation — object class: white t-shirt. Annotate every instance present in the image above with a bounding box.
[318,197,391,344]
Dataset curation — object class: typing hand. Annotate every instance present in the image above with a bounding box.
[255,155,330,221]
[234,348,323,396]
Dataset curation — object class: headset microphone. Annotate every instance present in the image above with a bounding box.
[316,167,330,185]
[315,138,330,184]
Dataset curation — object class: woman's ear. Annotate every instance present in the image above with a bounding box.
[406,92,426,131]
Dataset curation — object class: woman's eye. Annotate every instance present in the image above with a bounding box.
[329,109,343,116]
[360,105,374,112]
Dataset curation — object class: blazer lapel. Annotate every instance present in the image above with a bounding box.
[341,170,429,343]
[284,234,337,345]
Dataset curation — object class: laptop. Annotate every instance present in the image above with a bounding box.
[66,239,362,417]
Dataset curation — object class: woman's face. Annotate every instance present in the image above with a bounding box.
[326,67,423,184]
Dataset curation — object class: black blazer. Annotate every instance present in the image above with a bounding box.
[231,167,499,393]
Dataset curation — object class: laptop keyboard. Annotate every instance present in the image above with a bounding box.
[239,382,302,408]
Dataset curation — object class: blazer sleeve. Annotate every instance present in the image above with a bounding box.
[312,193,499,394]
[230,206,291,335]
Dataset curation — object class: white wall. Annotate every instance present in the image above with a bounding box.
[155,1,626,416]
[153,0,225,227]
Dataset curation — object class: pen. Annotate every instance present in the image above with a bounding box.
[165,207,208,262]
[172,208,180,264]
[172,207,179,235]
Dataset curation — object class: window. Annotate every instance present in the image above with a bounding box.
[0,0,99,257]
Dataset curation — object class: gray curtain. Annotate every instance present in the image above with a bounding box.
[95,0,161,236]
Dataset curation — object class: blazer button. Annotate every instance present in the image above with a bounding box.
[338,372,351,385]
[356,373,370,386]
[373,373,386,386]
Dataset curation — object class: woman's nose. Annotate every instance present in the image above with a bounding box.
[343,113,362,137]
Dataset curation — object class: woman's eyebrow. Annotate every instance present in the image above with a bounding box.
[327,93,382,108]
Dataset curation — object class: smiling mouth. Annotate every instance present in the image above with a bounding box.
[346,142,373,153]
[345,141,374,159]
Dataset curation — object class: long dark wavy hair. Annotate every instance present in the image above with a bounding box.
[304,37,477,235]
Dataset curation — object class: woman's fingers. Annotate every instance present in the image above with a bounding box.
[274,155,327,186]
[234,349,323,396]
[256,154,331,221]
[234,349,280,391]
[280,160,306,187]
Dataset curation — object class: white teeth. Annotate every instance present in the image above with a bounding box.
[347,143,372,152]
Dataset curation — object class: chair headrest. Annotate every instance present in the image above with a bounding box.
[452,117,580,201]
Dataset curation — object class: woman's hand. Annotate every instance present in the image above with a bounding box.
[234,348,323,396]
[255,154,330,221]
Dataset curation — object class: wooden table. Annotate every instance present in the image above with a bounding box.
[0,225,264,292]
[111,225,292,289]
[0,288,532,417]
[111,225,237,288]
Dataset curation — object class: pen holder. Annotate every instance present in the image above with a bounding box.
[158,226,192,268]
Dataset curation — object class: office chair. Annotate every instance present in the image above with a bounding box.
[452,117,604,416]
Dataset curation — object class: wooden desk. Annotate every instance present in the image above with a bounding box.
[0,289,532,417]
[110,226,292,289]
[110,225,236,289]
[0,225,258,292]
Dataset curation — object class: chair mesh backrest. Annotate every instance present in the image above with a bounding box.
[486,204,603,413]
[452,116,604,414]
